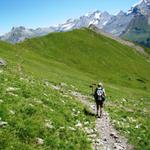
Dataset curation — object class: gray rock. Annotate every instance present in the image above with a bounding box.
[110,132,119,139]
[0,121,8,127]
[113,143,124,150]
[0,59,6,66]
[103,137,107,141]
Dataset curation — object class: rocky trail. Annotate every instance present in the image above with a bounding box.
[71,91,133,150]
[48,83,133,150]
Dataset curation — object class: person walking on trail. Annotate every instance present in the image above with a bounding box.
[94,82,106,118]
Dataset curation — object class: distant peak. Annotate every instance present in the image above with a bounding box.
[117,10,126,16]
[11,26,26,31]
[84,10,101,17]
[84,12,93,17]
[66,18,74,23]
[128,0,150,15]
[132,0,150,7]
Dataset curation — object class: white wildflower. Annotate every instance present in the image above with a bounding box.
[60,82,67,87]
[9,110,15,115]
[84,121,89,125]
[29,103,34,107]
[68,126,76,131]
[50,108,54,112]
[45,122,53,129]
[45,120,53,129]
[59,126,65,129]
[135,124,141,129]
[6,87,19,92]
[36,100,43,104]
[0,99,4,103]
[61,100,65,103]
[43,93,48,97]
[8,93,18,97]
[36,137,44,145]
[88,134,97,138]
[75,122,83,128]
[77,111,80,114]
[122,98,127,102]
[72,108,76,112]
[0,70,3,73]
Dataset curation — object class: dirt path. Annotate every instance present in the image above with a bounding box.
[71,91,133,150]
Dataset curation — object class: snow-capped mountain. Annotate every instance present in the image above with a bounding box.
[58,11,112,31]
[0,0,150,44]
[102,0,150,36]
[103,11,134,36]
[128,0,150,16]
[0,11,112,43]
[121,0,150,47]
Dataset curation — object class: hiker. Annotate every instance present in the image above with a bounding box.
[94,82,106,118]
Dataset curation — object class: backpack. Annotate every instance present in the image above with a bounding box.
[96,87,104,101]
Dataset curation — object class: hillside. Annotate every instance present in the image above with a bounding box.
[0,28,150,149]
[18,28,150,91]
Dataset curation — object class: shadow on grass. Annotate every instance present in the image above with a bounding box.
[83,107,95,117]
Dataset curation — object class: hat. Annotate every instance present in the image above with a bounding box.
[98,82,103,87]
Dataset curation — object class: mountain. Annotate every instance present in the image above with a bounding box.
[102,11,134,36]
[121,0,150,47]
[58,11,112,31]
[0,11,112,43]
[128,0,150,16]
[0,26,57,43]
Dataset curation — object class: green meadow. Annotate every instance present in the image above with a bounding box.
[0,28,150,149]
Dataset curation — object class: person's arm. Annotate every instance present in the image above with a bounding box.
[103,88,106,97]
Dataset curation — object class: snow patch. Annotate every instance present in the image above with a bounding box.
[132,0,144,8]
[95,12,101,19]
[61,23,75,31]
[103,21,108,26]
[85,12,93,17]
[89,20,99,25]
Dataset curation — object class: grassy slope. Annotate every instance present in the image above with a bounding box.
[0,28,150,149]
[18,29,150,91]
[145,47,150,55]
[0,68,94,150]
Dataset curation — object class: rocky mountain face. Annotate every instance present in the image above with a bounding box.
[0,0,150,46]
[103,11,134,36]
[58,11,112,31]
[129,0,150,16]
[121,0,150,47]
[0,26,57,43]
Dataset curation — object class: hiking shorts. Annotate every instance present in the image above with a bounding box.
[96,99,104,108]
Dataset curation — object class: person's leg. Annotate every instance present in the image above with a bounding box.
[96,102,99,117]
[100,102,103,117]
[100,106,102,117]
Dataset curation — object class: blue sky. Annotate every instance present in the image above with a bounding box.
[0,0,140,35]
